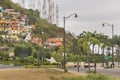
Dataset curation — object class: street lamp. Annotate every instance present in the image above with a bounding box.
[102,23,114,68]
[63,13,78,72]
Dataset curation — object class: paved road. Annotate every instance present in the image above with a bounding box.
[0,64,21,69]
[68,67,120,78]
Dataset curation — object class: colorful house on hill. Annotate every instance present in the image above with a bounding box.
[45,38,63,47]
[0,8,34,41]
[0,19,21,41]
[32,36,43,46]
[32,37,63,48]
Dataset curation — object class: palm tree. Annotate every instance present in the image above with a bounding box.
[78,31,90,71]
[89,31,100,73]
[91,31,100,59]
[100,34,110,67]
[78,31,100,71]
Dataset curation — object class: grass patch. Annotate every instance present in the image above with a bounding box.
[40,65,57,68]
[86,74,113,80]
[0,68,119,80]
[57,74,117,80]
[0,68,79,80]
[86,70,97,74]
[24,64,57,68]
[104,66,112,69]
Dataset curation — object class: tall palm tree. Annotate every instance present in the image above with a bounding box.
[90,31,100,73]
[91,31,100,60]
[100,34,110,67]
[78,31,100,71]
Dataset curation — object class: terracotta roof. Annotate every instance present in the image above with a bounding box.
[47,38,63,42]
[46,38,63,46]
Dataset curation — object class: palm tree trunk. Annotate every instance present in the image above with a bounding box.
[92,44,95,62]
[87,52,90,71]
[93,45,97,73]
[102,47,105,67]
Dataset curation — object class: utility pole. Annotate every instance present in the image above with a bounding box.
[42,0,47,18]
[63,13,78,72]
[37,0,41,17]
[48,0,52,23]
[102,23,114,68]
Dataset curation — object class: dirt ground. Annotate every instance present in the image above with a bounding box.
[0,68,84,80]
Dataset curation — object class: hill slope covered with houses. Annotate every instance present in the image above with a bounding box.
[0,0,75,46]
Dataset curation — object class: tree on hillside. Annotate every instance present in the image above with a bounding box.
[14,44,32,58]
[52,47,63,68]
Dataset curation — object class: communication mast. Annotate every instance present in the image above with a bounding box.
[42,0,47,18]
[37,0,41,17]
[37,0,41,12]
[32,0,35,10]
[28,0,32,9]
[28,0,35,10]
[21,0,25,8]
[52,0,54,24]
[56,4,59,25]
[48,0,52,23]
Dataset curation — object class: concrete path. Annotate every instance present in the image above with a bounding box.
[0,64,21,69]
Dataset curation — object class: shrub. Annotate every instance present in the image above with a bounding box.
[43,62,50,65]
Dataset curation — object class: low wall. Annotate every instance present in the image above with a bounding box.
[67,62,120,68]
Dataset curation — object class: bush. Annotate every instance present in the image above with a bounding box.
[51,63,58,65]
[40,65,57,68]
[64,67,68,72]
[42,62,50,65]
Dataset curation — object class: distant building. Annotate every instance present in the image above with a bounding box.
[0,8,33,41]
[32,36,43,46]
[45,38,63,48]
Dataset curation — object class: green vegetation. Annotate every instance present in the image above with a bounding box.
[55,74,117,80]
[0,0,74,40]
[0,0,74,64]
[0,0,120,70]
[14,44,32,57]
[0,1,120,80]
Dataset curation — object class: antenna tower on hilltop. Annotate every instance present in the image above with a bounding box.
[42,0,47,18]
[56,4,59,25]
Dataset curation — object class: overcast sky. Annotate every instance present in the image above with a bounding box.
[12,0,120,37]
[53,0,120,37]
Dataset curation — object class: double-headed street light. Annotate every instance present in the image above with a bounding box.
[102,23,114,68]
[63,13,78,72]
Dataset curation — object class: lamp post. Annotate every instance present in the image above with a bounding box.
[63,13,78,72]
[102,23,114,68]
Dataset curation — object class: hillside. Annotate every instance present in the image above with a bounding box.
[0,0,75,46]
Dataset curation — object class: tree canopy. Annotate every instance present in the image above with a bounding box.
[14,44,32,58]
